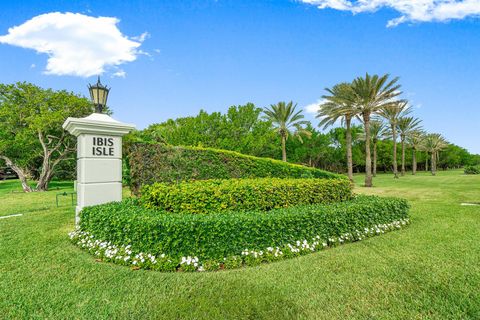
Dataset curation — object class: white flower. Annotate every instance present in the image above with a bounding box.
[69,215,409,273]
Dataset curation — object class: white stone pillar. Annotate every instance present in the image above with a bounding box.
[63,113,135,225]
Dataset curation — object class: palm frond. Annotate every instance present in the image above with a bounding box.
[263,100,311,143]
[317,82,358,130]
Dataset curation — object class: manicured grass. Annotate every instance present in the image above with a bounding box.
[0,180,74,217]
[1,170,479,319]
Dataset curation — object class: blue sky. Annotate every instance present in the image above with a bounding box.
[0,0,479,153]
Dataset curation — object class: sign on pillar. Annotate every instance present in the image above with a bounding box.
[63,113,135,225]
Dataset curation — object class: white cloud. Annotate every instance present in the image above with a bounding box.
[300,0,480,27]
[302,0,352,10]
[131,31,150,42]
[0,12,146,77]
[112,70,126,78]
[303,99,325,114]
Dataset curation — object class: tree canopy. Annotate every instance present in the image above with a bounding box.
[133,104,478,175]
[0,82,93,191]
[1,81,478,193]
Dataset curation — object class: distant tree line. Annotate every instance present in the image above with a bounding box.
[1,78,478,191]
[129,100,479,182]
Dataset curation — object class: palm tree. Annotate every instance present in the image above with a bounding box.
[378,100,411,178]
[422,133,448,176]
[370,119,386,177]
[350,73,402,187]
[397,116,422,176]
[317,83,358,181]
[263,101,311,162]
[406,130,425,175]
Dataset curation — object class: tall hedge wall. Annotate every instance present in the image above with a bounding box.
[128,142,345,193]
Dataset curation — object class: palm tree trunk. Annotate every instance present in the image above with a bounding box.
[345,117,353,181]
[425,153,429,172]
[281,135,287,162]
[373,140,377,177]
[391,124,398,178]
[412,149,417,175]
[431,152,436,176]
[401,137,406,176]
[363,113,373,187]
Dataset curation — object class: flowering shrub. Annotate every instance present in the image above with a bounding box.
[79,195,409,261]
[127,142,345,194]
[70,218,410,272]
[140,178,353,214]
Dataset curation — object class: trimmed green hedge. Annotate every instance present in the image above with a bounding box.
[80,195,409,261]
[127,142,345,194]
[141,178,353,214]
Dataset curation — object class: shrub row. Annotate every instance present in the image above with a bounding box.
[71,217,410,272]
[140,178,353,214]
[464,165,480,174]
[79,195,409,261]
[127,142,345,194]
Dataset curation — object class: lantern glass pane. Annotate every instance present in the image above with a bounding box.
[91,87,99,105]
[98,88,106,106]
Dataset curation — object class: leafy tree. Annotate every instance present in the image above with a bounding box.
[146,110,224,148]
[350,73,401,186]
[0,82,93,192]
[397,116,422,176]
[469,154,480,166]
[263,101,311,162]
[224,104,278,157]
[318,83,358,181]
[326,125,364,173]
[142,104,278,158]
[286,123,333,168]
[375,139,394,173]
[378,100,411,178]
[438,143,473,169]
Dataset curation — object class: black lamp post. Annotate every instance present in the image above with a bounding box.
[88,76,110,113]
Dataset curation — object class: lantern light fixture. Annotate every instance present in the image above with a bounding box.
[88,76,110,114]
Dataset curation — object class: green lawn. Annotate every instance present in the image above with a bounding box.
[1,170,479,319]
